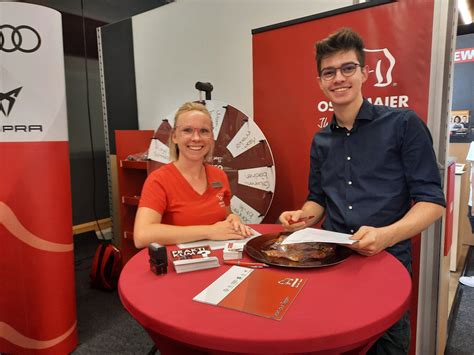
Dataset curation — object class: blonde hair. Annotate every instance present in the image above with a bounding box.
[168,102,214,162]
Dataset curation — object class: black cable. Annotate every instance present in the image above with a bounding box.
[80,0,106,240]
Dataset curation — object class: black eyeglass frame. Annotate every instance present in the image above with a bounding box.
[318,62,362,81]
[174,125,214,137]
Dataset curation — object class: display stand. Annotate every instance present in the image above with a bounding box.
[115,130,154,264]
[0,3,77,353]
[450,170,466,271]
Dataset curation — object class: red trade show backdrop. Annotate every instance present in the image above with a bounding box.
[252,0,434,353]
[0,3,77,354]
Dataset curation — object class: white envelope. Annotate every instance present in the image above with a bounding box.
[281,228,358,245]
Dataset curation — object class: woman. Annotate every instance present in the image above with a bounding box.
[451,116,464,131]
[134,102,252,248]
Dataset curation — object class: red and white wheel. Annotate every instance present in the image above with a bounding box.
[147,100,275,224]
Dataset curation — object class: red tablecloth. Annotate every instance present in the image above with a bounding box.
[119,225,411,354]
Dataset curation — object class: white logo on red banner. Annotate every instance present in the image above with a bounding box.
[316,46,411,123]
[454,48,474,63]
[364,48,396,88]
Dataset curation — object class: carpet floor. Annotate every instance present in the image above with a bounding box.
[72,232,155,354]
[446,245,474,355]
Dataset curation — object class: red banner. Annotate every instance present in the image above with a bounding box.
[253,0,434,222]
[252,1,435,353]
[0,3,77,354]
[0,143,76,354]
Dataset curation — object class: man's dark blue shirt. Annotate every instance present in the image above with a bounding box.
[308,100,446,267]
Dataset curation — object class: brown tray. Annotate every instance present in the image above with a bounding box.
[245,232,353,268]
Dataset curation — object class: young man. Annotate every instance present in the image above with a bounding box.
[279,28,445,354]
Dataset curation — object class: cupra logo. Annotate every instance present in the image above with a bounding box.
[0,87,22,117]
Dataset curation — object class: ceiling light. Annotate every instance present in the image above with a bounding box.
[458,0,473,24]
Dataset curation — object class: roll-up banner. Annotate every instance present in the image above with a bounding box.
[253,0,434,352]
[253,0,433,222]
[0,3,77,354]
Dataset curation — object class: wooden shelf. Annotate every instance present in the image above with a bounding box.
[122,196,140,206]
[120,160,147,170]
[116,130,154,265]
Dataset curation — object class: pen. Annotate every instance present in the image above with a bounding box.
[224,260,269,268]
[288,215,315,225]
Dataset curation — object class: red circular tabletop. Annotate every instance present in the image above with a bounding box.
[118,225,411,354]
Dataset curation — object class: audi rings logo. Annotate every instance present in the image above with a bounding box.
[0,25,41,53]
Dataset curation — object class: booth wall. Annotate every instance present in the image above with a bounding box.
[65,55,109,225]
[132,0,353,129]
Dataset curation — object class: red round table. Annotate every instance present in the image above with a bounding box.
[119,225,411,354]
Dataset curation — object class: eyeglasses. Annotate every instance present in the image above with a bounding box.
[319,62,362,81]
[175,126,213,138]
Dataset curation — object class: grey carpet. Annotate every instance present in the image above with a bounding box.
[446,246,474,355]
[72,232,156,354]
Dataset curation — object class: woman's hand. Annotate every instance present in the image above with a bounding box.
[207,214,253,241]
[226,214,253,237]
[207,221,244,240]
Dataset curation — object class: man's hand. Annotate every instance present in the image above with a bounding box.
[349,226,393,256]
[279,210,307,232]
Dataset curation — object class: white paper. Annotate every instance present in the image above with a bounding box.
[193,266,252,305]
[205,100,227,138]
[231,195,263,224]
[455,163,465,174]
[238,166,275,192]
[226,120,265,158]
[148,138,170,163]
[281,228,357,245]
[177,227,261,250]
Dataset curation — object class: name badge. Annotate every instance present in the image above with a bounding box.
[211,181,223,188]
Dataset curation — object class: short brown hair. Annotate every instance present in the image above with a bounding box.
[168,101,214,162]
[315,28,365,75]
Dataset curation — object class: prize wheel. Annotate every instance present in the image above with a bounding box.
[147,100,275,224]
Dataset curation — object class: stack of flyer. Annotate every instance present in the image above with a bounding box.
[223,242,245,260]
[193,266,307,320]
[170,246,219,273]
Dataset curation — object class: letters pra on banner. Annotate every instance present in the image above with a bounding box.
[0,3,77,354]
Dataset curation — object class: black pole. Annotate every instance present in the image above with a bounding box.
[195,81,213,100]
